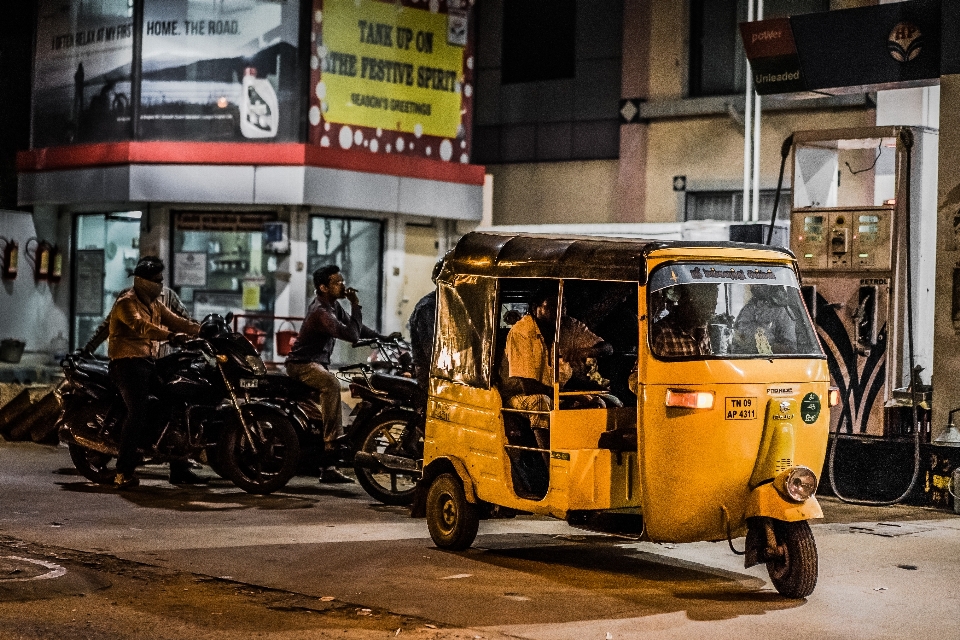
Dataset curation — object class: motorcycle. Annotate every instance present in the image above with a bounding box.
[341,347,424,506]
[257,336,424,505]
[56,314,301,495]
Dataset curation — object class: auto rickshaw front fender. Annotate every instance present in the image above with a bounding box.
[746,482,823,521]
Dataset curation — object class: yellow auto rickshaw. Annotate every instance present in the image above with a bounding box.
[414,232,837,599]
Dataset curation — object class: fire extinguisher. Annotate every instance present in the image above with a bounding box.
[25,238,51,281]
[49,245,63,283]
[0,237,17,280]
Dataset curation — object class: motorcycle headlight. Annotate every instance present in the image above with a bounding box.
[774,466,818,502]
[245,355,267,376]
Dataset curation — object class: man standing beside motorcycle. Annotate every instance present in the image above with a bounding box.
[408,259,444,392]
[108,256,201,489]
[285,264,397,484]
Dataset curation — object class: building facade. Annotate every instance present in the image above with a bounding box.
[9,0,483,367]
[474,0,922,228]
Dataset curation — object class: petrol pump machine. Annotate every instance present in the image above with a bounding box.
[789,126,938,437]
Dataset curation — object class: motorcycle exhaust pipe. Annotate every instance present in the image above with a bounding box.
[69,432,119,457]
[353,450,421,475]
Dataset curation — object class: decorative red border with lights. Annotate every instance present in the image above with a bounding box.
[16,141,486,185]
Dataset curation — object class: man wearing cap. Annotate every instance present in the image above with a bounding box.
[108,256,201,489]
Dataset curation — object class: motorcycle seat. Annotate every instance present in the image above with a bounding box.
[370,372,424,405]
[265,372,316,397]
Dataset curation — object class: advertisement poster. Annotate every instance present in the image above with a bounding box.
[33,0,134,147]
[173,251,208,287]
[140,0,302,141]
[75,250,106,316]
[310,0,475,163]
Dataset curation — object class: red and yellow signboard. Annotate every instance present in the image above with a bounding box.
[310,0,474,162]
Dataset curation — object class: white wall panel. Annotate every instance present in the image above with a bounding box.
[398,177,482,221]
[254,166,307,205]
[303,167,400,213]
[129,165,254,203]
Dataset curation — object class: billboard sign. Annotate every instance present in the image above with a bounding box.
[33,0,135,147]
[139,0,302,141]
[310,0,475,163]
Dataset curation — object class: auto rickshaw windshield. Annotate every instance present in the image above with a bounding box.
[648,263,822,358]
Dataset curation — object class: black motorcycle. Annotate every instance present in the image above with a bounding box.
[256,336,423,505]
[341,351,424,506]
[56,314,301,495]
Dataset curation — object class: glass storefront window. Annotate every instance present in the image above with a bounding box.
[307,215,384,366]
[171,211,280,358]
[72,212,142,352]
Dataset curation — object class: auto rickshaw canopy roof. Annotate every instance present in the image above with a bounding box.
[441,232,796,282]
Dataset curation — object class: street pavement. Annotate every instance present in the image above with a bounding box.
[1,439,959,639]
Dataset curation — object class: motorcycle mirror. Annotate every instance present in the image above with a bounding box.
[224,311,234,324]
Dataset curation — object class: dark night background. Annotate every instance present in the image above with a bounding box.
[0,1,36,210]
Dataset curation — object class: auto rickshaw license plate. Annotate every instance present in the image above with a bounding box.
[240,379,259,388]
[725,397,757,419]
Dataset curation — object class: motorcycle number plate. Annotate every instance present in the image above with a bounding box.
[239,378,259,388]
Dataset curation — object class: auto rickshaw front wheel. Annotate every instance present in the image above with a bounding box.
[766,519,818,599]
[426,473,479,550]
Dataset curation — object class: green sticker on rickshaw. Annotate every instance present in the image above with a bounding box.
[801,392,821,424]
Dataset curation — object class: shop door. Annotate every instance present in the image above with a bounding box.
[72,212,142,352]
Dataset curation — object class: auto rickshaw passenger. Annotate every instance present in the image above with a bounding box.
[651,283,719,357]
[731,285,800,355]
[499,289,611,444]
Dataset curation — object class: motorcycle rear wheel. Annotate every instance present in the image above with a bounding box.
[68,442,115,485]
[353,411,420,506]
[218,405,300,495]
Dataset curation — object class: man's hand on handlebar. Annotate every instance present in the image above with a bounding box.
[169,333,192,348]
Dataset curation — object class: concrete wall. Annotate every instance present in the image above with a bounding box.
[643,108,878,222]
[486,0,878,227]
[0,209,70,359]
[486,160,620,225]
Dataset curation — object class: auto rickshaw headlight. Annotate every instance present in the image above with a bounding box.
[775,466,818,502]
[665,389,714,410]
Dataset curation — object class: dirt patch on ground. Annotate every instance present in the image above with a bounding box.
[0,536,504,640]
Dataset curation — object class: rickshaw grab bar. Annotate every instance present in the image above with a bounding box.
[504,444,549,453]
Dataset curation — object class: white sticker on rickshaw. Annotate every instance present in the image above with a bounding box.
[766,385,798,396]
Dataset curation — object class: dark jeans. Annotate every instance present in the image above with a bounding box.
[109,357,154,475]
[110,357,192,478]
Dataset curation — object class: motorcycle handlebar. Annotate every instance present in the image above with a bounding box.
[352,335,408,349]
[338,362,370,373]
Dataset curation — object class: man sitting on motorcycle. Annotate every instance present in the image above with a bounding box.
[285,264,399,484]
[108,256,201,489]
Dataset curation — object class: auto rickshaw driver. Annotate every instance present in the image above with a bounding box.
[650,283,719,357]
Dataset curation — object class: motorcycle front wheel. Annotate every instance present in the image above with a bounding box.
[218,405,300,495]
[353,411,420,506]
[68,442,115,485]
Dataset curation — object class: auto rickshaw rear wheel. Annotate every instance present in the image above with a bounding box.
[426,473,479,550]
[766,519,818,599]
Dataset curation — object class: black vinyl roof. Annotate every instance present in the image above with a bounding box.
[441,232,796,282]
